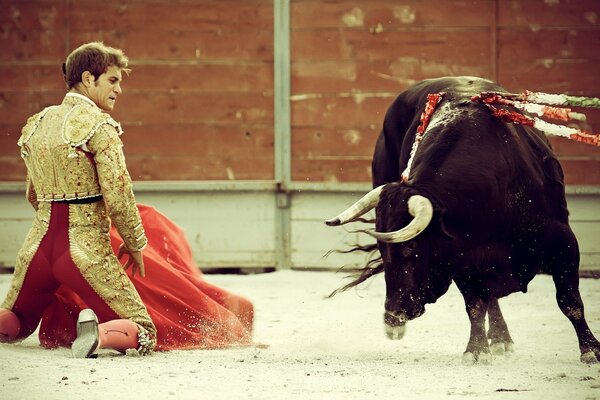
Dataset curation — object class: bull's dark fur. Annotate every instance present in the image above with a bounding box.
[331,76,600,363]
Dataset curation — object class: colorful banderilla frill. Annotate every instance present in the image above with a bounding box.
[401,92,445,181]
[471,91,600,147]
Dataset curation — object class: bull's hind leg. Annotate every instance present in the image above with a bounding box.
[550,225,600,363]
[487,297,514,356]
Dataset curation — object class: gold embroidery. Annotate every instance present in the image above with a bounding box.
[1,203,51,309]
[87,125,147,252]
[69,202,156,350]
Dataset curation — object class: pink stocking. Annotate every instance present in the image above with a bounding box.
[0,309,21,342]
[98,319,139,353]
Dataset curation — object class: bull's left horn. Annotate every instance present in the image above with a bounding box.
[324,185,384,226]
[367,195,433,242]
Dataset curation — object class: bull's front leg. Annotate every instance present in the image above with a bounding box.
[462,294,493,365]
[487,297,514,356]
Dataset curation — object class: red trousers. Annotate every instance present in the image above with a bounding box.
[10,202,122,340]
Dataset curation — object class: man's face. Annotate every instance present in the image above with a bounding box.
[88,65,123,111]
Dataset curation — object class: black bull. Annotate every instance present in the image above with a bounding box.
[325,76,600,364]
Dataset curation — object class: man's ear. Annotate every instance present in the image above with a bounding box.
[81,71,95,87]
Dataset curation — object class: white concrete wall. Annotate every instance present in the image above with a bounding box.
[0,184,598,272]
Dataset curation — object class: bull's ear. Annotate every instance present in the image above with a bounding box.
[436,210,456,240]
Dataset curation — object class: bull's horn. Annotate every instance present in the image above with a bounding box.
[366,195,433,242]
[324,185,384,226]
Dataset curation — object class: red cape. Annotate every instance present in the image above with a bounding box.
[39,204,253,351]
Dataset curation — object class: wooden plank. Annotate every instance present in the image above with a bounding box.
[126,154,274,180]
[559,159,600,186]
[110,93,273,125]
[497,29,600,94]
[292,60,489,94]
[293,159,371,182]
[498,0,600,27]
[549,136,600,158]
[291,0,492,30]
[292,126,379,157]
[69,0,273,31]
[291,95,392,128]
[0,125,23,154]
[69,29,273,62]
[0,92,63,125]
[0,0,68,62]
[125,63,273,94]
[0,65,65,92]
[0,158,25,181]
[292,30,490,63]
[122,124,274,156]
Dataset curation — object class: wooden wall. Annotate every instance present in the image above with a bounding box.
[1,0,599,185]
[0,0,275,181]
[290,0,600,183]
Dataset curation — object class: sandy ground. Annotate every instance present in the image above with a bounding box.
[1,270,599,400]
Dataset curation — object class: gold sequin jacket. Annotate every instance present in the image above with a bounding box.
[2,93,156,354]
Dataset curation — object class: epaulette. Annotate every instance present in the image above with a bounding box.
[62,105,123,148]
[17,106,58,147]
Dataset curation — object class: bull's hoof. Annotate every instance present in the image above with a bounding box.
[478,351,493,365]
[490,341,514,356]
[462,352,476,365]
[462,351,493,366]
[490,342,505,356]
[505,342,515,353]
[580,351,599,364]
[385,323,406,340]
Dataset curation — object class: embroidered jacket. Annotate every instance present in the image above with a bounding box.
[18,93,147,252]
[4,93,156,354]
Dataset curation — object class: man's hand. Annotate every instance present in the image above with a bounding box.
[118,244,145,277]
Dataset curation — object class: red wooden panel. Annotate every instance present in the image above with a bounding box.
[0,1,68,61]
[0,65,66,92]
[69,0,273,31]
[498,28,600,95]
[550,136,600,158]
[0,157,25,181]
[0,92,63,125]
[69,28,273,62]
[126,154,273,181]
[499,29,600,65]
[124,63,273,94]
[122,124,274,159]
[292,30,490,62]
[498,0,600,27]
[498,60,600,98]
[292,0,492,29]
[293,159,371,182]
[292,60,490,94]
[292,126,379,158]
[0,125,23,156]
[560,160,600,185]
[291,95,392,128]
[111,93,273,126]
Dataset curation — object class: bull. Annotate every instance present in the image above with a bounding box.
[325,76,600,364]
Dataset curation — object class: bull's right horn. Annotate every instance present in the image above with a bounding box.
[366,195,433,242]
[324,185,384,226]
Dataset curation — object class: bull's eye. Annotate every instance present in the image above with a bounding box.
[401,241,417,257]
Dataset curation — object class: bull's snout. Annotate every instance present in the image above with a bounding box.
[384,311,407,340]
